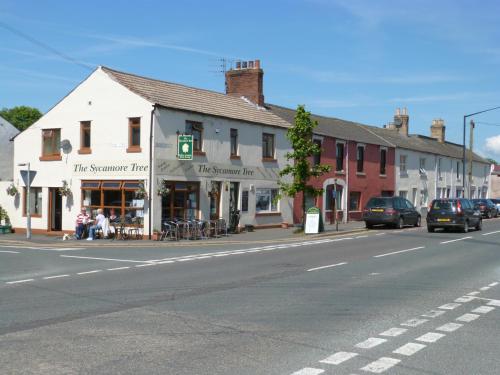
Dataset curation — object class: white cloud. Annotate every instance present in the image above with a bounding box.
[485,135,500,155]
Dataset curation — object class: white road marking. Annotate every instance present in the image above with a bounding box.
[375,233,386,236]
[0,250,19,253]
[320,351,358,365]
[370,273,381,276]
[482,230,500,236]
[467,291,481,296]
[355,337,387,349]
[106,267,130,271]
[43,274,69,280]
[488,282,499,287]
[307,262,348,272]
[355,235,368,239]
[401,318,428,327]
[480,287,490,291]
[374,246,425,258]
[456,313,480,322]
[214,253,230,257]
[379,327,407,337]
[6,279,34,284]
[291,368,324,375]
[438,303,461,310]
[77,270,102,275]
[455,296,475,303]
[471,306,495,314]
[440,236,472,244]
[156,260,174,264]
[392,342,426,356]
[422,310,446,318]
[487,300,500,307]
[416,332,445,343]
[177,258,195,262]
[195,256,212,259]
[135,263,156,267]
[436,322,463,332]
[61,255,152,263]
[360,357,400,373]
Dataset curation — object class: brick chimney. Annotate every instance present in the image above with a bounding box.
[393,108,409,136]
[225,60,264,106]
[430,118,446,143]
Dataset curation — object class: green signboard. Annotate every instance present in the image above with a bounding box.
[178,135,193,160]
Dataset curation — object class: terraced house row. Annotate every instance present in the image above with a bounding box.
[0,60,491,236]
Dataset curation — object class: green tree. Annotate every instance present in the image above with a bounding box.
[0,106,42,131]
[486,158,498,165]
[278,105,331,226]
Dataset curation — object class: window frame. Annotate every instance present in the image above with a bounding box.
[400,154,407,173]
[79,121,92,154]
[380,147,387,176]
[255,188,280,214]
[349,191,361,211]
[23,187,43,217]
[40,128,62,161]
[336,141,345,172]
[356,144,365,173]
[313,139,322,166]
[185,120,204,154]
[262,133,276,161]
[127,117,141,153]
[230,128,239,158]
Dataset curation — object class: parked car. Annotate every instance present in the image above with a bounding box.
[426,199,482,233]
[363,196,421,229]
[471,199,498,218]
[489,198,500,212]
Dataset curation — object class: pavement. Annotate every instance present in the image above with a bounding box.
[1,218,499,374]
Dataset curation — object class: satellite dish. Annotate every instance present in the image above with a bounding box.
[60,139,72,154]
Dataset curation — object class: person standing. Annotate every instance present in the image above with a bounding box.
[88,209,105,241]
[75,207,89,240]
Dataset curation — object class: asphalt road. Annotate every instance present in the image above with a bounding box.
[0,219,499,375]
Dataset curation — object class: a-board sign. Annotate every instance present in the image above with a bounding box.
[305,206,320,234]
[177,135,193,160]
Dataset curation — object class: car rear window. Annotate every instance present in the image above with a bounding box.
[366,198,392,208]
[431,200,455,210]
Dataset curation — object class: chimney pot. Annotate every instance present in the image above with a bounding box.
[430,118,446,143]
[225,58,264,106]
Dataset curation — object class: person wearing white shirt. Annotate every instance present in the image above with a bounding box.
[88,209,105,240]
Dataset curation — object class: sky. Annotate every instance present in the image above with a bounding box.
[1,0,500,160]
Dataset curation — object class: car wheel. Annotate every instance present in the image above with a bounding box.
[397,217,404,229]
[476,219,482,231]
[427,226,434,233]
[487,211,492,219]
[462,220,469,233]
[414,216,421,227]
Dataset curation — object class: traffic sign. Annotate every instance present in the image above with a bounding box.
[178,135,193,160]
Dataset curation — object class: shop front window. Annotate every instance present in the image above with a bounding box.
[255,188,279,212]
[161,181,200,220]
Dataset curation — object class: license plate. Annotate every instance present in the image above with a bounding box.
[371,209,384,212]
[437,218,450,222]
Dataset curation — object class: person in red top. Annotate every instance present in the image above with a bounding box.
[75,207,90,239]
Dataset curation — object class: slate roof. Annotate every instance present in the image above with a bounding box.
[101,66,291,129]
[268,104,489,164]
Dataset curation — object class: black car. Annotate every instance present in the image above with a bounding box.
[491,198,500,212]
[426,198,482,233]
[471,199,498,218]
[363,196,421,229]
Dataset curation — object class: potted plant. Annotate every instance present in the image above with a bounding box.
[135,181,148,199]
[58,180,72,197]
[152,229,161,241]
[6,183,18,197]
[157,179,170,197]
[0,206,12,234]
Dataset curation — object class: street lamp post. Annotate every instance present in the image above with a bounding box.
[462,106,500,198]
[18,162,31,239]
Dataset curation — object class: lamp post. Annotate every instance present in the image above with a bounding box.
[462,106,500,198]
[18,162,31,239]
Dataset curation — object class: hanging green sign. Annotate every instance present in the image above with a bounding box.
[178,135,193,160]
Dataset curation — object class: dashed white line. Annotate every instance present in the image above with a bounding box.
[467,291,481,296]
[0,250,19,253]
[440,236,472,244]
[436,322,463,332]
[156,260,174,264]
[379,327,407,337]
[355,235,368,239]
[392,342,426,356]
[43,274,69,280]
[401,318,428,327]
[374,246,425,258]
[135,263,156,267]
[106,267,130,271]
[481,230,500,236]
[291,368,324,375]
[178,258,195,262]
[60,255,151,263]
[455,296,475,303]
[471,306,495,314]
[416,332,445,343]
[195,256,212,259]
[421,310,446,318]
[355,337,387,349]
[488,282,499,287]
[480,286,490,291]
[360,357,400,373]
[77,270,102,275]
[487,300,500,307]
[375,233,386,236]
[6,279,34,284]
[320,351,358,365]
[307,262,348,272]
[438,303,461,310]
[456,313,480,322]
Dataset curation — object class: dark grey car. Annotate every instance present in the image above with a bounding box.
[363,196,421,229]
[426,199,482,233]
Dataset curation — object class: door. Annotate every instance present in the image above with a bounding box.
[209,181,221,220]
[229,182,240,230]
[48,188,62,231]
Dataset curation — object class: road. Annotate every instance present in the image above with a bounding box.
[0,219,499,374]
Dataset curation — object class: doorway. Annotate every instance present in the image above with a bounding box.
[48,188,62,231]
[209,181,221,220]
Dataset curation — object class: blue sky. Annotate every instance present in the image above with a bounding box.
[1,0,500,159]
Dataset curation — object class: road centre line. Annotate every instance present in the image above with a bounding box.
[291,368,324,375]
[355,337,387,349]
[43,274,69,280]
[0,250,19,253]
[440,236,472,244]
[77,270,102,275]
[319,351,358,365]
[6,279,34,284]
[482,230,500,236]
[307,262,348,272]
[374,246,425,258]
[393,342,426,356]
[106,267,130,271]
[60,255,153,263]
[456,313,480,322]
[360,357,400,373]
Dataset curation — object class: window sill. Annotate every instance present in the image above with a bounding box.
[23,214,42,218]
[335,170,345,175]
[126,146,142,153]
[39,155,62,161]
[193,150,206,156]
[262,158,277,163]
[356,172,366,176]
[255,212,281,217]
[230,155,241,160]
[78,148,92,155]
[379,174,387,178]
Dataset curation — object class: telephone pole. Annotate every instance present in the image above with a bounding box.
[468,120,474,198]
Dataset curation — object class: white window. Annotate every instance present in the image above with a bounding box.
[400,155,407,173]
[255,188,279,212]
[399,190,408,199]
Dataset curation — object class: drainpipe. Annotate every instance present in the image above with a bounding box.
[148,105,157,240]
[344,141,349,223]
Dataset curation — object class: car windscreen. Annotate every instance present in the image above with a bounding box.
[430,200,455,211]
[366,198,392,208]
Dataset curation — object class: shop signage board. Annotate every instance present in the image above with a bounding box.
[305,207,321,234]
[72,161,149,176]
[177,135,193,160]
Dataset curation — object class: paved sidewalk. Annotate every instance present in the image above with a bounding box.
[0,220,367,246]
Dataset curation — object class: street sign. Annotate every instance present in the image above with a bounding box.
[305,206,320,234]
[177,135,193,160]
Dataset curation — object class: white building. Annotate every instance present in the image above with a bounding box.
[9,62,293,236]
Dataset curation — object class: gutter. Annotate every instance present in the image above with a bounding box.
[148,104,157,240]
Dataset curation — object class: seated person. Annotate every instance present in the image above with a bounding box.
[109,208,119,223]
[87,209,105,241]
[75,207,90,240]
